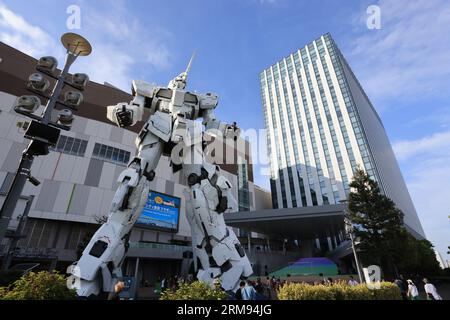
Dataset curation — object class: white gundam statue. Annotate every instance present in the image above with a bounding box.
[67,55,253,297]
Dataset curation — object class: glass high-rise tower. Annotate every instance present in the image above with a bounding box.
[260,33,425,238]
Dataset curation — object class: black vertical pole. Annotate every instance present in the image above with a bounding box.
[0,52,77,244]
[0,149,34,241]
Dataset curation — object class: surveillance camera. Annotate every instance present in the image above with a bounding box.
[27,73,50,92]
[57,109,74,126]
[64,91,83,107]
[15,95,41,113]
[72,73,89,89]
[36,56,58,73]
[28,175,41,186]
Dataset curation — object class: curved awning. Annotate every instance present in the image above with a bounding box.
[224,204,345,240]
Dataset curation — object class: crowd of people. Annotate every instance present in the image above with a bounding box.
[154,274,194,294]
[394,275,442,300]
[234,277,284,300]
[152,273,443,300]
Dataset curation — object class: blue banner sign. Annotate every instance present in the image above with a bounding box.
[136,190,180,232]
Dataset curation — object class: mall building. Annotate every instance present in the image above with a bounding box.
[0,42,273,293]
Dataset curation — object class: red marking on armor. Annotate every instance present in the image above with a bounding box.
[99,236,111,244]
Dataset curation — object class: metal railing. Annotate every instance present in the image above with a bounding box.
[0,245,57,259]
[129,242,189,252]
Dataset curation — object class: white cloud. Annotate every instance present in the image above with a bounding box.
[0,4,60,57]
[393,131,450,259]
[405,158,450,261]
[347,0,450,108]
[0,2,172,91]
[146,44,171,69]
[82,0,171,69]
[393,131,450,161]
[71,43,134,91]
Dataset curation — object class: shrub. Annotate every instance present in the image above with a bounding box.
[277,283,335,300]
[160,281,228,300]
[342,284,373,300]
[371,282,402,300]
[322,281,370,300]
[0,271,76,300]
[277,281,402,300]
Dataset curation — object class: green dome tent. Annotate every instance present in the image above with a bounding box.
[269,257,339,277]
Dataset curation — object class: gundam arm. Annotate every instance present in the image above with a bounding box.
[106,80,157,128]
[199,98,241,140]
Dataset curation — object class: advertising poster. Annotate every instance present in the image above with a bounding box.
[136,190,180,232]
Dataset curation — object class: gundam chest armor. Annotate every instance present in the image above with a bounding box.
[66,56,253,297]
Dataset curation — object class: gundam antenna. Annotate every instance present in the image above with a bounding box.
[184,51,196,78]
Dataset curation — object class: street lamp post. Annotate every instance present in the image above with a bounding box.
[0,33,91,249]
[340,199,364,284]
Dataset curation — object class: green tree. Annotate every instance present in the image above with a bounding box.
[347,168,404,275]
[415,238,441,275]
[394,229,441,276]
[347,168,441,277]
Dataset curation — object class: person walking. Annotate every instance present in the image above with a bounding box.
[394,275,408,300]
[234,281,246,300]
[423,278,442,300]
[407,279,420,300]
[242,280,257,300]
[154,277,162,296]
[264,277,272,299]
[161,276,167,293]
[348,276,359,286]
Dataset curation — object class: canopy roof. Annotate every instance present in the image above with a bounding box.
[224,204,345,240]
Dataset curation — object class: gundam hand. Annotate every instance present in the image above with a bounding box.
[224,122,241,141]
[106,100,144,127]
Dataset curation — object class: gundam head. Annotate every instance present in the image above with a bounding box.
[169,72,188,90]
[168,52,196,90]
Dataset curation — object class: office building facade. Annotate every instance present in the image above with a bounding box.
[260,33,425,238]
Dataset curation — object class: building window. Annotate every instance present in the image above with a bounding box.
[66,225,82,250]
[270,179,278,209]
[52,135,88,157]
[16,219,56,249]
[0,172,15,193]
[92,143,131,166]
[237,157,250,212]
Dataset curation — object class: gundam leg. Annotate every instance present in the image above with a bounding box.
[182,141,252,292]
[67,131,163,297]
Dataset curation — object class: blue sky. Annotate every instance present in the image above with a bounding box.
[0,0,449,262]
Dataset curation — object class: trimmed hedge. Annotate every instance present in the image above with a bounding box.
[160,281,228,300]
[0,271,76,300]
[372,282,403,300]
[277,281,401,300]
